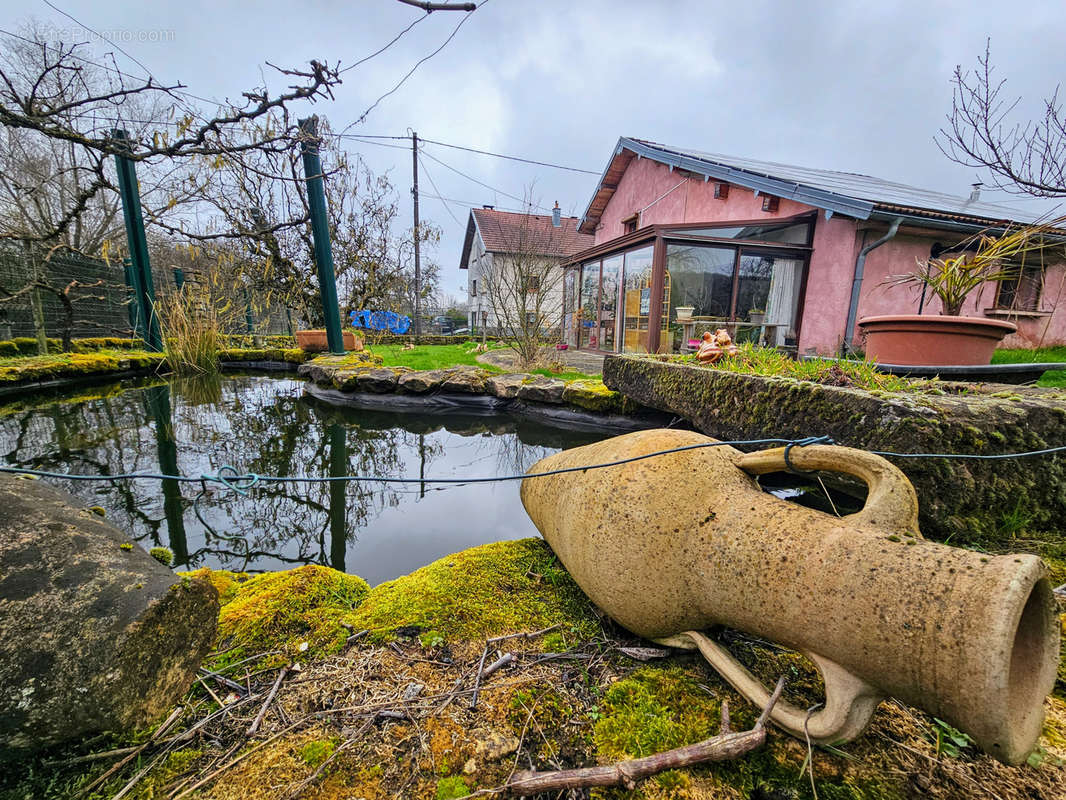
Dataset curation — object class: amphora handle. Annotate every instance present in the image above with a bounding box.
[656,631,885,745]
[735,444,921,537]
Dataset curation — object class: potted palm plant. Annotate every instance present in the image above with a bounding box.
[859,220,1060,365]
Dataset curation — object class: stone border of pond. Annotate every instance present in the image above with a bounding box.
[296,353,681,433]
[604,354,1066,543]
[304,384,667,433]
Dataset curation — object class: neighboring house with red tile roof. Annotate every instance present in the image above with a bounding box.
[459,205,593,334]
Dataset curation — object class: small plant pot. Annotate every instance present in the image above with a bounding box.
[857,315,1016,366]
[556,343,569,350]
[675,306,695,322]
[748,312,765,326]
[295,329,361,353]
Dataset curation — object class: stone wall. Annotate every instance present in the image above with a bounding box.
[604,354,1066,542]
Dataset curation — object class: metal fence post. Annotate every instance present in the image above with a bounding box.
[111,129,162,352]
[298,116,345,355]
[123,258,144,340]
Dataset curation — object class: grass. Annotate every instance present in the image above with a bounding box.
[368,342,504,372]
[678,343,921,393]
[992,346,1066,387]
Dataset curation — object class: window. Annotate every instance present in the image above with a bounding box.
[666,218,812,245]
[471,279,477,297]
[996,265,1043,312]
[622,214,638,235]
[526,311,537,326]
[522,274,540,293]
[761,196,779,213]
[714,182,729,199]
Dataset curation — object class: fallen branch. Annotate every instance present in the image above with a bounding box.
[482,652,514,679]
[77,706,184,798]
[497,676,785,796]
[248,665,288,735]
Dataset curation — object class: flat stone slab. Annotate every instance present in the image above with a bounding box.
[604,354,1066,542]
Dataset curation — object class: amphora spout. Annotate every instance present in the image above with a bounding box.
[520,429,1059,765]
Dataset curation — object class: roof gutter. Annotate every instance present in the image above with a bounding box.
[842,217,902,354]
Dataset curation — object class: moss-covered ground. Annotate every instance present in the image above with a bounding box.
[4,538,1063,800]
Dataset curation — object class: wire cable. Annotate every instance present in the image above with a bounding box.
[420,150,549,211]
[418,137,600,175]
[417,153,463,226]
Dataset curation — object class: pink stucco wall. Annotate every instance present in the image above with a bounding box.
[593,156,813,244]
[592,155,1066,354]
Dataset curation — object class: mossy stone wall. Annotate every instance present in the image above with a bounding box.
[604,355,1066,543]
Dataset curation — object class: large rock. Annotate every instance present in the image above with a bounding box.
[440,367,491,394]
[397,368,451,394]
[485,373,530,399]
[516,376,566,404]
[603,354,1066,542]
[356,367,411,393]
[0,476,218,755]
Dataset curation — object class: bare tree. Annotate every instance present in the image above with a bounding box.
[480,207,568,368]
[939,41,1066,198]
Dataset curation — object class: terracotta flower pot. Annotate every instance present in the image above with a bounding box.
[857,314,1016,366]
[295,329,361,352]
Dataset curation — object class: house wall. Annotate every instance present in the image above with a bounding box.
[591,156,1066,354]
[593,156,814,244]
[465,238,565,336]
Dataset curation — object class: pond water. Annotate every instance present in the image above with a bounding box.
[0,375,611,584]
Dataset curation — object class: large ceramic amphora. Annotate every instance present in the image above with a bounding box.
[520,429,1059,765]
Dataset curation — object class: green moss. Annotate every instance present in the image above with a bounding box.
[350,539,600,644]
[299,738,338,766]
[207,564,370,667]
[436,776,471,799]
[0,350,167,384]
[595,667,723,761]
[148,546,174,566]
[180,567,249,606]
[119,542,133,551]
[562,379,625,413]
[89,505,106,516]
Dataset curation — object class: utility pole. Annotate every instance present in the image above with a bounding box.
[411,131,422,341]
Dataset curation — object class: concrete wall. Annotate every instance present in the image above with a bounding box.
[591,156,1066,354]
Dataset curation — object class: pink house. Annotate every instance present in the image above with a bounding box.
[560,138,1065,356]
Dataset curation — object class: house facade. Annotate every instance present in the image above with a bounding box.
[560,138,1065,356]
[460,206,593,335]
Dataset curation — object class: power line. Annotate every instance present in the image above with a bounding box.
[417,154,462,226]
[41,0,155,80]
[343,0,487,131]
[339,13,427,74]
[419,137,600,175]
[420,149,549,211]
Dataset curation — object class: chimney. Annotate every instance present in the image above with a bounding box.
[483,204,494,210]
[969,182,983,202]
[552,201,561,227]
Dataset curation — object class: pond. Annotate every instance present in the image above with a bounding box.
[0,374,612,585]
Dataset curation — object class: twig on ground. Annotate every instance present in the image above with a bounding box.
[248,665,289,735]
[77,706,184,798]
[283,720,373,799]
[482,652,514,679]
[493,676,785,796]
[199,666,250,695]
[171,719,307,800]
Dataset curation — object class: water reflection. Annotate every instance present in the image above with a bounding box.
[0,375,610,584]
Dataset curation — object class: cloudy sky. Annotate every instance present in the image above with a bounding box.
[4,0,1065,299]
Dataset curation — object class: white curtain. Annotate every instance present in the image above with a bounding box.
[765,258,802,346]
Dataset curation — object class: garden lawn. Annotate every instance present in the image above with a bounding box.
[368,343,503,372]
[993,346,1066,387]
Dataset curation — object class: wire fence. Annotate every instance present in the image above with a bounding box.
[0,243,295,346]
